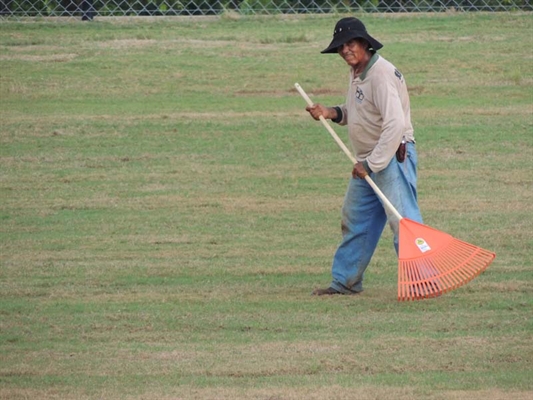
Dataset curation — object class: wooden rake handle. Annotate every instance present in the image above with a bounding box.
[294,83,403,222]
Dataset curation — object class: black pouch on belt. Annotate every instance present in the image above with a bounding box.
[396,140,406,163]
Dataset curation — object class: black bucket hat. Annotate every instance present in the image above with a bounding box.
[321,17,383,54]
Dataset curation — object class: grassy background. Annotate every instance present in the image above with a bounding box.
[1,12,532,400]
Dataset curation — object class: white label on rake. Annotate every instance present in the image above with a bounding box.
[415,238,431,253]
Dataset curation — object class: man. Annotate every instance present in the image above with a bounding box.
[306,17,423,295]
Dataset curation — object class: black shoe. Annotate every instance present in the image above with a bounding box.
[312,287,360,296]
[312,287,341,296]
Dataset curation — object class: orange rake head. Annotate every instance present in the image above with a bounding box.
[398,219,496,301]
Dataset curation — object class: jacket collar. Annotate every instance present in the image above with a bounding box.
[353,53,379,81]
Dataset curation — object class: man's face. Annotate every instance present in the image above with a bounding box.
[337,38,369,68]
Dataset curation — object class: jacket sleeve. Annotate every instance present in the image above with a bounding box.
[333,104,348,125]
[366,79,405,173]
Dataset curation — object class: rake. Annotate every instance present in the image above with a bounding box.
[295,83,495,301]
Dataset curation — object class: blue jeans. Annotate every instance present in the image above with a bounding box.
[329,143,423,294]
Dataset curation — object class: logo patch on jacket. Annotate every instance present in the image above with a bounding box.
[395,69,403,81]
[355,87,364,103]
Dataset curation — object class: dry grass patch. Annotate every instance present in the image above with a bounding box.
[0,53,78,62]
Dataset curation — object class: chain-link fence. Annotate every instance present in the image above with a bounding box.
[1,0,531,19]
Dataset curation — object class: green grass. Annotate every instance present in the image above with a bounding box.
[1,12,533,400]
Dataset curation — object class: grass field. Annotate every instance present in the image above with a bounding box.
[1,12,532,400]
